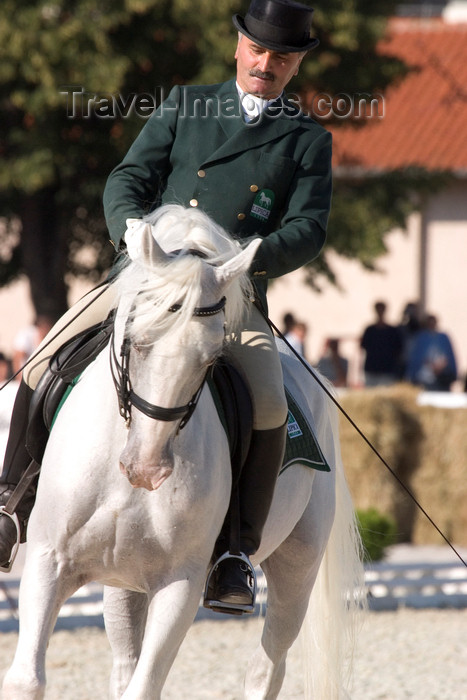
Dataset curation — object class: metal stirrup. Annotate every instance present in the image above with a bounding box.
[203,551,257,616]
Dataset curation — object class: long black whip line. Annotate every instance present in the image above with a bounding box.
[264,312,467,569]
[0,282,111,391]
[1,287,465,568]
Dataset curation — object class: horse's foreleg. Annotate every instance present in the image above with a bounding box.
[2,548,78,700]
[245,471,335,700]
[119,570,206,700]
[103,586,149,699]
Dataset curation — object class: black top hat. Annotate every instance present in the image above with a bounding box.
[233,0,319,53]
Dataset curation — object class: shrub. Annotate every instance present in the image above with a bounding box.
[356,507,397,562]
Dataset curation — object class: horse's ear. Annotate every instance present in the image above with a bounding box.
[140,225,171,265]
[214,238,262,286]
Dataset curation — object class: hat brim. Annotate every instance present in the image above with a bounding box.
[232,14,319,53]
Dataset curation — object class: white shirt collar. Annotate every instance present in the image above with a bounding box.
[236,82,281,121]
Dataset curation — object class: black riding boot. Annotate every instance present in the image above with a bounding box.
[207,421,287,611]
[0,380,37,568]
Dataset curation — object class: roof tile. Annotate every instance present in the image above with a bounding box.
[329,18,467,173]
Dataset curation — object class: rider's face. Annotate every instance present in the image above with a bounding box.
[235,35,305,99]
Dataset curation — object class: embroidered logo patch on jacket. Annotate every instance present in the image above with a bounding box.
[250,189,275,221]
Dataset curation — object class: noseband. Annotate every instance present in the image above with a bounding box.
[111,293,226,430]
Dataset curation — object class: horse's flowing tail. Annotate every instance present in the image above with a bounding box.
[302,395,367,699]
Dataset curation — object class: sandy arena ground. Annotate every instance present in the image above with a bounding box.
[1,608,466,699]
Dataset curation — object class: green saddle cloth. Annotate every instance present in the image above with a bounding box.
[282,387,330,474]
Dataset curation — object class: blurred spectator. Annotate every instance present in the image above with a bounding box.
[281,311,297,336]
[317,338,348,388]
[360,301,403,387]
[12,314,54,377]
[397,301,422,379]
[284,320,308,357]
[406,314,457,392]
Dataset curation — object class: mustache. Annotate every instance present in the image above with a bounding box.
[248,69,274,81]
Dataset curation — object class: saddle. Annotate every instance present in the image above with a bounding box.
[26,315,115,464]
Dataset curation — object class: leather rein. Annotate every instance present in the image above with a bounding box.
[110,262,226,430]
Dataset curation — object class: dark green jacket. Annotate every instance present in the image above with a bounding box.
[103,79,332,310]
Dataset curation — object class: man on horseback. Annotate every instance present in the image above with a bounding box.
[0,0,332,613]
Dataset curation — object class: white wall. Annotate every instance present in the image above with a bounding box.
[424,185,467,384]
[0,278,34,356]
[0,277,93,364]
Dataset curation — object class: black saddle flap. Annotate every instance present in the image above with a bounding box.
[48,313,114,383]
[26,314,114,464]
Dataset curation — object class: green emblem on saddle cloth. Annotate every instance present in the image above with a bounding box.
[282,389,330,474]
[250,188,275,222]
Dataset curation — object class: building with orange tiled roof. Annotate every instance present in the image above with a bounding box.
[332,16,467,174]
[268,2,467,389]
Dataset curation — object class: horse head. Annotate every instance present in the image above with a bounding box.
[114,206,261,491]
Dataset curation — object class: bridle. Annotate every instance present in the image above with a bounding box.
[110,291,226,430]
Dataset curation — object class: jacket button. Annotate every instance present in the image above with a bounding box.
[189,199,198,207]
[250,184,259,192]
[197,169,206,178]
[237,213,246,220]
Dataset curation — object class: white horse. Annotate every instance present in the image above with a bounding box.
[2,205,364,700]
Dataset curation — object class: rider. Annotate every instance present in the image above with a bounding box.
[0,0,332,612]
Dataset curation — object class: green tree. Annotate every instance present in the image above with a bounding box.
[0,0,430,315]
[0,0,200,316]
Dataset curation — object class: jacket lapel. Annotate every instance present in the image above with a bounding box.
[200,82,304,167]
[208,79,245,142]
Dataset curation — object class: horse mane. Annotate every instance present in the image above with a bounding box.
[113,205,254,343]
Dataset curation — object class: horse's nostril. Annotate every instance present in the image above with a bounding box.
[119,461,135,484]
